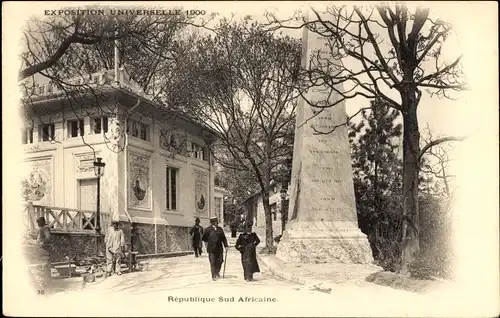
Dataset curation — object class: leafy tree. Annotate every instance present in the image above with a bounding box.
[217,161,260,205]
[267,5,467,271]
[174,18,301,250]
[19,5,212,81]
[20,5,213,157]
[348,99,403,269]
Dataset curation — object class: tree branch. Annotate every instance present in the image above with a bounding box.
[419,136,466,162]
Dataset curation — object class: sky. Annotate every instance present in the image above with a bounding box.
[20,1,482,141]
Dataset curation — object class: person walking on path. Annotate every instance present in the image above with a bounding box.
[105,220,125,276]
[189,218,204,257]
[202,216,228,281]
[230,220,238,238]
[235,221,261,282]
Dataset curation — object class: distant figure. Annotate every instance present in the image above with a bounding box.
[105,220,125,276]
[202,216,228,281]
[235,222,260,282]
[189,218,204,257]
[230,221,238,238]
[33,217,52,290]
[36,216,51,249]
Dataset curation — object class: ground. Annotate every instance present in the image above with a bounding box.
[15,249,490,317]
[33,250,336,317]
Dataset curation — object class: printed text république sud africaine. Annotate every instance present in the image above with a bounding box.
[168,296,278,303]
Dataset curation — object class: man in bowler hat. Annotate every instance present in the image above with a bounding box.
[202,216,228,281]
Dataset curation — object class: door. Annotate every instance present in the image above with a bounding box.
[78,178,97,210]
[78,178,97,230]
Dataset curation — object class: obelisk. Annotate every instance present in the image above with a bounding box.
[276,14,373,264]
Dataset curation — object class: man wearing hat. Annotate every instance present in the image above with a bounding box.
[189,218,204,257]
[202,216,228,281]
[105,220,125,276]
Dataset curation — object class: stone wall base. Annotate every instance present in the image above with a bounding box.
[276,222,374,264]
[23,222,191,263]
[124,222,190,255]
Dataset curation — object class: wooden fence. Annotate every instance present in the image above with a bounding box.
[24,203,111,235]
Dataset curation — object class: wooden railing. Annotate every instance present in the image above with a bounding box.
[24,203,111,235]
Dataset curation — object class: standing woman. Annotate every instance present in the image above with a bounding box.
[235,221,260,282]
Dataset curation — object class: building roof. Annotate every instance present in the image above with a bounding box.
[239,179,280,205]
[21,68,220,140]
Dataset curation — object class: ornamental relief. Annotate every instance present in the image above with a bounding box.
[105,113,126,152]
[193,169,208,215]
[160,128,187,155]
[129,153,151,209]
[75,152,101,175]
[21,157,53,206]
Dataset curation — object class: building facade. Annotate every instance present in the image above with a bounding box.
[242,180,289,238]
[21,69,223,260]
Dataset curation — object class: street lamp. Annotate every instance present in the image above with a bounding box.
[93,157,106,256]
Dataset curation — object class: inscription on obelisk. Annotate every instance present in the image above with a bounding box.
[276,13,373,264]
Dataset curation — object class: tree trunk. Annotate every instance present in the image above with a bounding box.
[400,97,421,274]
[281,199,289,234]
[262,191,274,249]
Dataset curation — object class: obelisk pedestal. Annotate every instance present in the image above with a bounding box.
[275,16,373,264]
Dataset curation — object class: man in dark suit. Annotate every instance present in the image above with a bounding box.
[202,216,228,281]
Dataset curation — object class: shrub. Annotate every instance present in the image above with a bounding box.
[408,251,434,279]
[418,195,455,279]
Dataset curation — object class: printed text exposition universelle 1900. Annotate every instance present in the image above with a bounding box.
[167,296,278,303]
[44,9,207,16]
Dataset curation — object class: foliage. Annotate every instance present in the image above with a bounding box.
[267,4,467,272]
[222,201,246,225]
[216,158,261,204]
[174,18,301,248]
[19,5,213,155]
[349,99,456,278]
[349,100,403,267]
[411,195,455,279]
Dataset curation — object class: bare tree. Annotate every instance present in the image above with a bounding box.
[266,4,467,272]
[19,5,213,81]
[19,5,213,158]
[176,19,301,250]
[419,124,463,198]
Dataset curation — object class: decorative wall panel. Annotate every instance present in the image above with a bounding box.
[193,169,208,215]
[21,157,53,206]
[129,153,151,209]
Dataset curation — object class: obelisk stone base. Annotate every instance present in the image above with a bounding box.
[276,221,374,264]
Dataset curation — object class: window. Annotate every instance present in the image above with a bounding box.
[215,197,222,220]
[22,128,34,144]
[127,119,149,141]
[92,117,108,134]
[40,123,55,141]
[67,119,84,138]
[190,142,208,161]
[166,166,179,211]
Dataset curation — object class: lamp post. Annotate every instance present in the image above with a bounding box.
[93,157,106,256]
[280,155,293,233]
